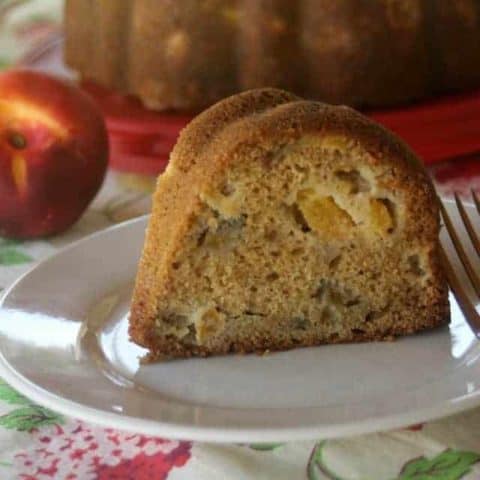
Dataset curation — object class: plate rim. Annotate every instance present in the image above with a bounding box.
[0,203,479,443]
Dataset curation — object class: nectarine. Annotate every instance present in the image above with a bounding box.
[0,69,108,238]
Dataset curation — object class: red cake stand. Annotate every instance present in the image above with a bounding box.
[80,81,192,177]
[20,33,480,190]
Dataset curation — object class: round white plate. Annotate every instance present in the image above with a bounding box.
[0,200,479,443]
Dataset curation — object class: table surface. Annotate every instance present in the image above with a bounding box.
[0,1,479,479]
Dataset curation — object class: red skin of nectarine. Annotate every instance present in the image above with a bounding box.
[0,69,108,238]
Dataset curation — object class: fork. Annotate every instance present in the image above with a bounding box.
[439,191,480,339]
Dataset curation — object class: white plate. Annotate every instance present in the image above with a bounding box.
[0,200,479,443]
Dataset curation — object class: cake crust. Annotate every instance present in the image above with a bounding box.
[130,88,449,359]
[64,0,480,110]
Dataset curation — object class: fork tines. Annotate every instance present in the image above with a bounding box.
[440,191,480,338]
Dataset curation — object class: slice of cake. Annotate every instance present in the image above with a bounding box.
[129,88,449,359]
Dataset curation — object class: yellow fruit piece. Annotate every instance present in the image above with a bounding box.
[370,198,394,235]
[321,136,351,151]
[297,189,354,239]
[222,7,239,23]
[201,189,242,218]
[193,306,226,345]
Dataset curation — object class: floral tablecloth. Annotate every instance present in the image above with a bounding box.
[0,1,479,478]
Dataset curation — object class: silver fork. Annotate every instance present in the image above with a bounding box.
[439,191,480,339]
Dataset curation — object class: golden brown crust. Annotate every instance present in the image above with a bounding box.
[143,321,446,360]
[129,88,449,359]
[64,0,480,110]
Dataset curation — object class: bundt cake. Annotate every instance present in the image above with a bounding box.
[129,88,449,359]
[64,0,480,111]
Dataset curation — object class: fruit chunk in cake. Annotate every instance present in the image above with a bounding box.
[129,88,449,359]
